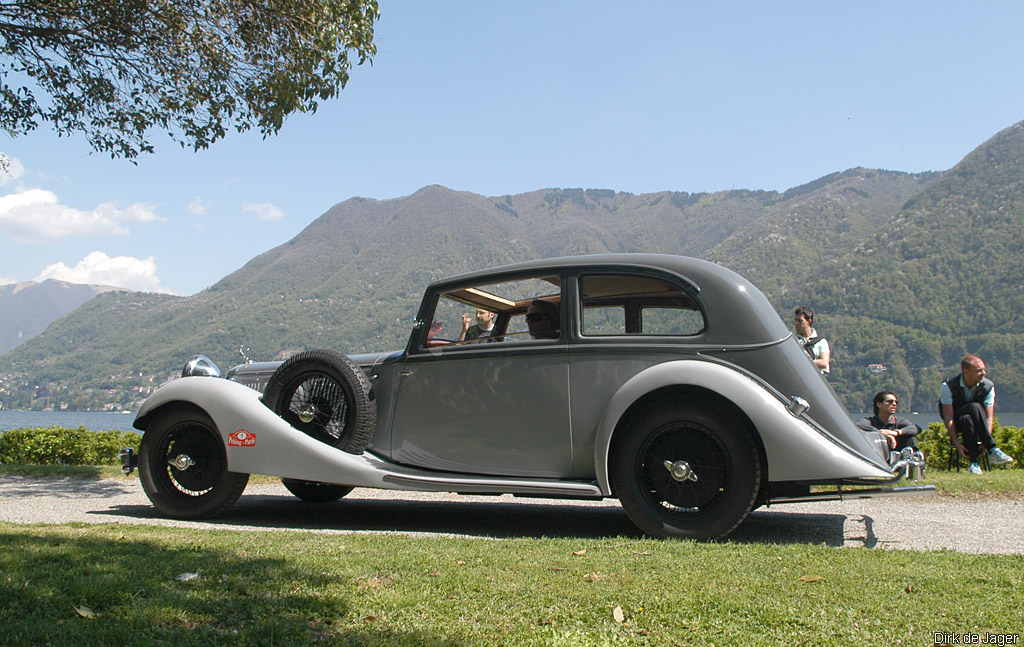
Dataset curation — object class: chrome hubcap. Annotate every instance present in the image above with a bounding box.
[663,459,699,483]
[169,454,195,471]
[298,403,316,424]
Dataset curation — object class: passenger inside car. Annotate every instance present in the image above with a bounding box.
[526,299,560,340]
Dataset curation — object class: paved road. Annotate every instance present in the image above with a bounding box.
[1,475,1022,554]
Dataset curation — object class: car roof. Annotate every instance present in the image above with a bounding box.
[428,254,791,345]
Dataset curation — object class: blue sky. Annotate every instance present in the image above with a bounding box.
[2,1,1022,296]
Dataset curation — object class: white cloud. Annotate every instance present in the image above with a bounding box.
[0,275,15,285]
[33,251,175,293]
[187,197,209,215]
[243,202,285,221]
[0,188,161,243]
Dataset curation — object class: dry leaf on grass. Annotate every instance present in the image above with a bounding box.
[74,605,97,619]
[798,574,825,582]
[613,606,625,623]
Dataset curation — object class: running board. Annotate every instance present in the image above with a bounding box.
[767,484,936,505]
[381,473,604,499]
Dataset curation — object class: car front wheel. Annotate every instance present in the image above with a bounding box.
[138,406,249,519]
[611,398,760,541]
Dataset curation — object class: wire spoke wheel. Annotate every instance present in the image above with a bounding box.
[138,406,249,519]
[262,349,376,454]
[611,398,760,540]
[281,372,350,445]
[637,422,730,518]
[156,421,227,497]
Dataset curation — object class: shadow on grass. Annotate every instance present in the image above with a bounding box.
[100,490,853,547]
[0,530,466,647]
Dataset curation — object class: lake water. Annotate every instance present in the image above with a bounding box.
[0,410,140,434]
[2,409,1023,434]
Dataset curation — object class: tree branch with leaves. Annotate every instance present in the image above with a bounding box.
[0,0,379,159]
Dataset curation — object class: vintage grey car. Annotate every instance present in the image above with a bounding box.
[125,254,931,540]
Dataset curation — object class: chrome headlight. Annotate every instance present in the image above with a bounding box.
[182,355,221,378]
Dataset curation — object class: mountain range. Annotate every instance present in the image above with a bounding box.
[2,121,1023,413]
[0,280,121,355]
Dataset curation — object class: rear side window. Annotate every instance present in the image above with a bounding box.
[580,274,704,336]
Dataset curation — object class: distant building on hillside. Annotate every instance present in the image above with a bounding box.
[868,363,888,375]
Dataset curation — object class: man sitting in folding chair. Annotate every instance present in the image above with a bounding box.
[939,354,1015,475]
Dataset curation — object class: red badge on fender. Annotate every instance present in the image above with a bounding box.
[229,430,256,447]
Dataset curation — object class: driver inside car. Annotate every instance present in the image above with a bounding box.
[457,308,497,343]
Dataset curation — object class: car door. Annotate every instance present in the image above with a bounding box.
[388,275,573,478]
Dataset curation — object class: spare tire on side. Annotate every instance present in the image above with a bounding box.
[261,349,376,454]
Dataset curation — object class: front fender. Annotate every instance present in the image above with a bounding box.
[133,377,392,487]
[592,360,892,495]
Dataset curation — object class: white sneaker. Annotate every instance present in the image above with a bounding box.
[968,463,983,475]
[988,447,1015,465]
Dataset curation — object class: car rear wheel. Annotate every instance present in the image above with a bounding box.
[281,478,354,503]
[611,398,760,541]
[262,349,376,454]
[139,406,249,519]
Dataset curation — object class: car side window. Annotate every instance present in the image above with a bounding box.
[581,306,626,335]
[580,274,704,336]
[640,305,705,335]
[423,275,562,348]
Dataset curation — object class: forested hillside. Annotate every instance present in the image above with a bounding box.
[2,121,1023,412]
[789,122,1024,412]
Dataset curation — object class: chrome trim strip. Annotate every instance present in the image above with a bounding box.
[381,474,603,498]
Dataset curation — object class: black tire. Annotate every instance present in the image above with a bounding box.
[281,478,354,503]
[138,406,249,519]
[261,349,376,454]
[610,398,761,541]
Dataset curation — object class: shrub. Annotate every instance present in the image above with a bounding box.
[0,426,141,465]
[917,421,1023,471]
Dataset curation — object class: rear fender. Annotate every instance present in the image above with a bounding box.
[593,360,892,495]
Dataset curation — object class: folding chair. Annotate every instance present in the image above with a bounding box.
[948,441,991,472]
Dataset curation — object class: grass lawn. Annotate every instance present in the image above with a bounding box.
[1,467,1023,645]
[1,523,1022,646]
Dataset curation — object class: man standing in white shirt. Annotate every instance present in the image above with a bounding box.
[793,306,830,374]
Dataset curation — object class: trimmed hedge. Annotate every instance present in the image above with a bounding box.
[1,423,1020,471]
[0,426,141,466]
[917,422,1023,471]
